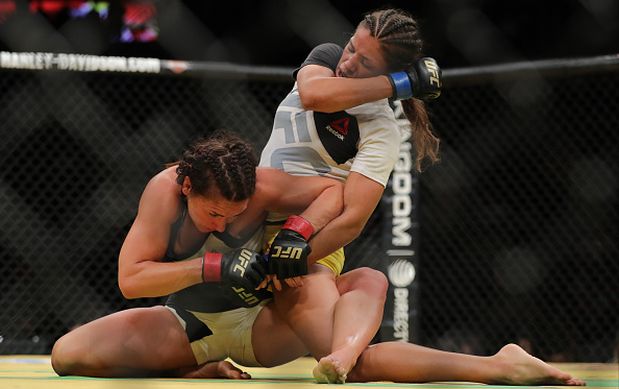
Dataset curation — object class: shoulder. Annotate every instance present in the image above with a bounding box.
[139,167,182,224]
[294,43,343,79]
[309,43,343,60]
[144,166,179,196]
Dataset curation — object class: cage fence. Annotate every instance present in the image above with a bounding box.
[0,55,617,362]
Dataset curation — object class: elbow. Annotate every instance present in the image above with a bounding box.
[298,89,319,111]
[298,89,338,113]
[118,275,139,299]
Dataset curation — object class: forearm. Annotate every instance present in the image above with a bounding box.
[305,172,384,263]
[299,76,392,113]
[306,209,366,263]
[118,257,202,299]
[298,184,343,233]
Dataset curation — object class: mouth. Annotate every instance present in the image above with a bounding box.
[336,67,347,78]
[196,225,213,233]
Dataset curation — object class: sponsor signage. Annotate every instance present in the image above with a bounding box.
[379,102,420,343]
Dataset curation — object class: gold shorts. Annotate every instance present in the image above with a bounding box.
[263,223,344,276]
[165,302,268,367]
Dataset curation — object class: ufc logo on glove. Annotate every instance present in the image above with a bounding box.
[231,286,259,306]
[424,58,441,87]
[233,249,254,276]
[270,245,303,260]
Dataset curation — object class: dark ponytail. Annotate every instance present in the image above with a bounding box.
[401,99,440,171]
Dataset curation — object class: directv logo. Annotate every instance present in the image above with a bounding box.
[388,259,416,287]
[389,259,416,342]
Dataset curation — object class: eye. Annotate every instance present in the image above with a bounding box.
[346,42,355,53]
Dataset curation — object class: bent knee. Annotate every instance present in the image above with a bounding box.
[361,268,388,297]
[51,333,88,376]
[51,336,73,375]
[340,267,388,297]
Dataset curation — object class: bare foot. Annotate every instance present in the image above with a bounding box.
[179,360,251,379]
[492,344,586,386]
[313,356,348,384]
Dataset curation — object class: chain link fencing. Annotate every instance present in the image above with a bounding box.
[0,54,617,362]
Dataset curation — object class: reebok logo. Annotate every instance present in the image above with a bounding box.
[326,125,344,140]
[330,118,349,135]
[314,110,359,164]
[326,118,349,141]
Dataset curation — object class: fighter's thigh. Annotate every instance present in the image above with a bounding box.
[274,264,338,310]
[270,265,341,359]
[250,302,308,367]
[53,306,196,370]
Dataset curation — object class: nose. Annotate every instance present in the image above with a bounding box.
[213,219,227,233]
[341,55,359,75]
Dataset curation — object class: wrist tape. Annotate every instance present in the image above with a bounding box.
[282,215,314,240]
[388,71,413,100]
[202,252,222,282]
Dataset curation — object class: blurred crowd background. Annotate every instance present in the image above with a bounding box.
[0,0,618,67]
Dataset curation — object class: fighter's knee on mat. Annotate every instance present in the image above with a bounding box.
[51,330,101,376]
[51,334,80,376]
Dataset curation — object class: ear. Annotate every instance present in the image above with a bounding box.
[181,176,192,196]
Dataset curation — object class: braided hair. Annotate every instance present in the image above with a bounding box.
[175,130,257,201]
[361,8,440,172]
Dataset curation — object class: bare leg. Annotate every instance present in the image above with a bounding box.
[251,301,309,367]
[313,267,387,384]
[51,306,227,378]
[347,342,586,386]
[271,265,339,360]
